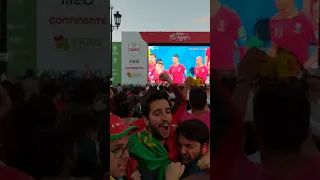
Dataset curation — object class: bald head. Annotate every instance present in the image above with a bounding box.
[196,56,203,66]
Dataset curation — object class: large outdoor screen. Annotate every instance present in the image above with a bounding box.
[148,45,210,84]
[213,0,319,73]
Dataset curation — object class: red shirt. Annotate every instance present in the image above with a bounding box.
[148,64,156,82]
[211,5,242,69]
[0,165,35,180]
[205,48,210,66]
[152,70,169,83]
[270,11,318,64]
[194,66,208,82]
[168,64,186,84]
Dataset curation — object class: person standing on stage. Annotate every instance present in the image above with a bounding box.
[148,54,156,83]
[210,0,247,72]
[268,0,318,68]
[169,54,186,84]
[194,56,209,83]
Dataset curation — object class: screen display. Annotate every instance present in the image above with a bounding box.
[212,0,318,75]
[148,45,210,84]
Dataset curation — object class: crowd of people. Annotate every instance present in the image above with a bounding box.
[0,65,211,180]
[0,47,320,180]
[110,72,211,180]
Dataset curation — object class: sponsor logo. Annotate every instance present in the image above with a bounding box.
[49,16,106,25]
[62,0,94,5]
[125,67,143,70]
[128,43,140,56]
[127,72,142,77]
[53,35,103,51]
[218,20,225,32]
[129,59,140,64]
[169,32,190,42]
[294,23,301,34]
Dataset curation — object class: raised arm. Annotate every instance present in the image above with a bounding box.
[159,73,186,125]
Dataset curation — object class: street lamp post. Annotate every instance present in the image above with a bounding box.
[110,6,122,78]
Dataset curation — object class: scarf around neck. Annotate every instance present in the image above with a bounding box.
[129,128,171,180]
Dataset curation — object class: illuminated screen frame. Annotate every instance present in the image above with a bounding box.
[148,43,210,85]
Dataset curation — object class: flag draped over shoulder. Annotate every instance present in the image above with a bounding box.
[129,128,171,180]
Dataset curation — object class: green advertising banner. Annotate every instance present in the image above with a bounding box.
[7,0,37,77]
[112,42,121,85]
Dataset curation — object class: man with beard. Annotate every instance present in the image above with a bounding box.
[175,119,210,179]
[128,89,177,180]
[269,0,318,68]
[129,72,186,128]
[148,54,157,83]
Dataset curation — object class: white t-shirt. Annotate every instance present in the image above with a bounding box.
[117,86,122,92]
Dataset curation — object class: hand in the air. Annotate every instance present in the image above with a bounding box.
[159,72,173,84]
